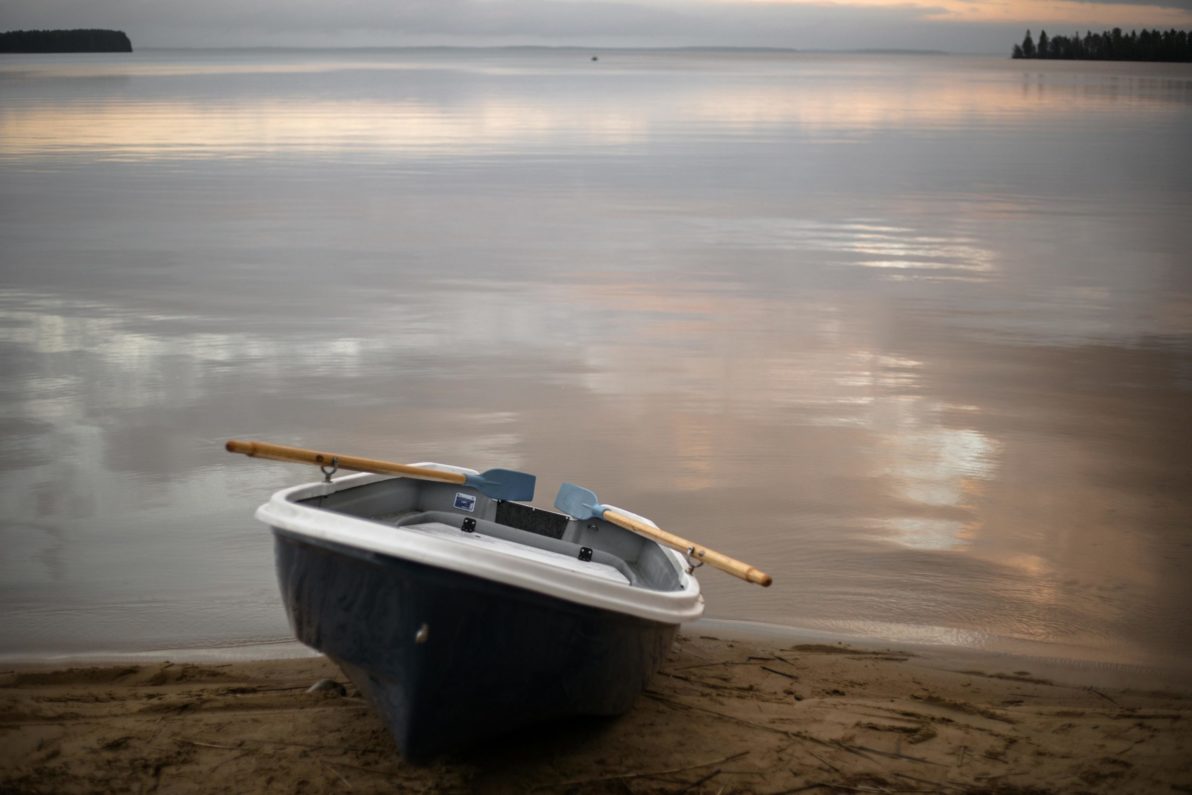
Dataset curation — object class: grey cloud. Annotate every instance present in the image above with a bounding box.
[3,0,684,42]
[0,0,1184,52]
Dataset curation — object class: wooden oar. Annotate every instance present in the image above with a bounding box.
[554,483,772,587]
[225,439,536,501]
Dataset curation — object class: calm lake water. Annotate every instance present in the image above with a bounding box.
[1,49,1190,670]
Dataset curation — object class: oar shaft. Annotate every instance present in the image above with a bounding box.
[225,439,467,485]
[602,508,773,587]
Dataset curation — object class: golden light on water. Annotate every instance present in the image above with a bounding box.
[0,97,657,161]
[2,64,1185,162]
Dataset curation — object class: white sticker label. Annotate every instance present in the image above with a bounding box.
[453,493,477,512]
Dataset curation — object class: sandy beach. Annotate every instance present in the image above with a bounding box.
[3,632,1190,794]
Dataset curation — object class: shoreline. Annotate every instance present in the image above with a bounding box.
[699,619,1192,691]
[3,629,1190,793]
[5,617,1189,691]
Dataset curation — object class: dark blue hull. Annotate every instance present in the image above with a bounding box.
[273,530,678,759]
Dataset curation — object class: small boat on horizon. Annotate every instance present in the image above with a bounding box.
[229,439,768,760]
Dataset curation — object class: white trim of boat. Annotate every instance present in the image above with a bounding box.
[256,472,705,625]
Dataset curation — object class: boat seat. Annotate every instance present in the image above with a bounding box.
[393,511,641,587]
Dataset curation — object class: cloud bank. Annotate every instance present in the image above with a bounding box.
[1,0,1189,52]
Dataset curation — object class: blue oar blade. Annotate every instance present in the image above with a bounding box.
[467,468,536,501]
[554,482,602,520]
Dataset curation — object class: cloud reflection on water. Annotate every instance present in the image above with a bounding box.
[1,51,1190,668]
[3,54,1190,163]
[2,249,1189,663]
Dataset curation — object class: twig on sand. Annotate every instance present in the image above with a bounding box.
[892,770,965,791]
[807,750,842,774]
[1086,686,1119,707]
[831,741,875,761]
[761,666,800,680]
[658,671,757,694]
[317,756,353,790]
[674,660,742,671]
[178,738,238,750]
[1114,736,1148,756]
[839,742,944,767]
[545,750,748,790]
[675,767,724,793]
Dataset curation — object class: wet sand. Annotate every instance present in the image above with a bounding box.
[3,633,1190,794]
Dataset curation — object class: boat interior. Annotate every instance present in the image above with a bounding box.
[296,475,687,592]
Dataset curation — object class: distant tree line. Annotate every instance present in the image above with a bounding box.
[0,29,133,53]
[1012,28,1190,62]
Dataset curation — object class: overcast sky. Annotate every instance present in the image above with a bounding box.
[3,0,1191,53]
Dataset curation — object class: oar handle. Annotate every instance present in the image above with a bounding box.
[602,508,773,587]
[225,439,467,485]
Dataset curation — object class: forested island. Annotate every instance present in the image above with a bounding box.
[0,29,132,53]
[1012,27,1190,61]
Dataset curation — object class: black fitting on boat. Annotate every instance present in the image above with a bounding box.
[578,546,593,562]
[461,518,477,533]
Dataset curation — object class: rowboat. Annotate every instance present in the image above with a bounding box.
[229,440,769,760]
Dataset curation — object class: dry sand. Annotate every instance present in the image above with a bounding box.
[2,633,1190,794]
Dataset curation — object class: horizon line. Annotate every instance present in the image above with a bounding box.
[128,44,964,55]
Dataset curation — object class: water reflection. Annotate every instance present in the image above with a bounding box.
[685,219,998,282]
[2,262,1190,663]
[0,100,654,161]
[0,51,1189,670]
[2,53,1190,162]
[876,415,999,551]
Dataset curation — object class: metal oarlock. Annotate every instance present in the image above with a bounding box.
[684,546,705,574]
[320,457,340,483]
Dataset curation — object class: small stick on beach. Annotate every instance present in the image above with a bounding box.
[179,738,239,750]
